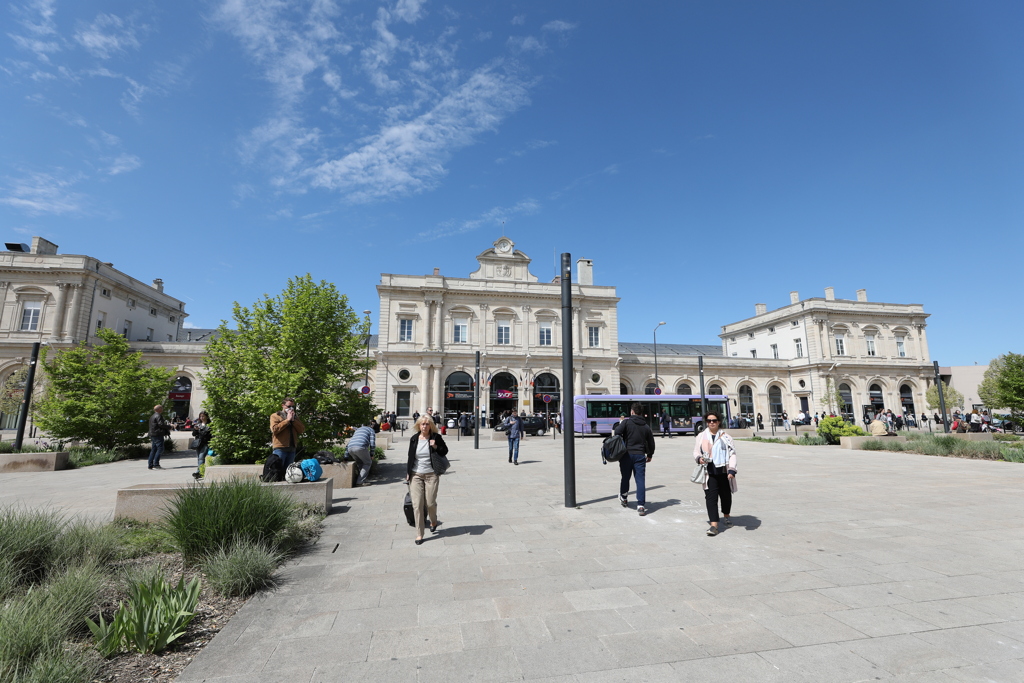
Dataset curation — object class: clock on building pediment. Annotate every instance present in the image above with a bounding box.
[468,236,539,282]
[495,238,513,254]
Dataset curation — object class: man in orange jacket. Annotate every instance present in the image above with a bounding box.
[270,398,306,468]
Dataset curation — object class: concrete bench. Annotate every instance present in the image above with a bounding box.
[0,451,69,473]
[840,436,908,449]
[114,478,334,523]
[206,462,355,488]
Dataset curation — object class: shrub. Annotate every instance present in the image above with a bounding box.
[14,645,101,683]
[858,439,888,451]
[748,435,783,443]
[65,447,131,469]
[163,478,297,563]
[52,522,124,569]
[794,434,827,446]
[88,572,201,656]
[0,507,66,586]
[1001,448,1024,463]
[817,417,866,445]
[993,433,1021,442]
[203,539,283,597]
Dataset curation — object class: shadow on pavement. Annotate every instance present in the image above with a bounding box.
[577,485,665,507]
[641,498,681,513]
[725,515,761,531]
[434,524,493,538]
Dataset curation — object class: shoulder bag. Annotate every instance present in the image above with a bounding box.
[691,435,708,485]
[430,447,450,474]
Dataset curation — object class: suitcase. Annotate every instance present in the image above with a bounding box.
[403,491,416,527]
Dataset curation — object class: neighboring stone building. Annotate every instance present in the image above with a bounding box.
[372,237,938,426]
[0,237,203,427]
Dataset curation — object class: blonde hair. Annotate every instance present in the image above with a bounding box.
[415,416,438,435]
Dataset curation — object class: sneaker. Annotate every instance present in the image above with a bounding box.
[724,517,732,527]
[619,494,628,508]
[508,458,512,463]
[637,507,646,517]
[153,465,164,470]
[707,526,718,537]
[514,461,519,466]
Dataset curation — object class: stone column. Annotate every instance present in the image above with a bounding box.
[421,364,431,414]
[424,301,434,349]
[432,364,443,416]
[435,300,444,352]
[52,283,70,339]
[65,283,83,341]
[0,282,8,331]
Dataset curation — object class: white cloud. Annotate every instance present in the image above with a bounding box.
[507,36,545,55]
[417,198,539,241]
[74,13,141,59]
[392,0,426,23]
[542,20,577,32]
[308,67,530,202]
[511,14,526,26]
[0,170,86,215]
[107,153,141,175]
[495,139,556,164]
[8,0,61,62]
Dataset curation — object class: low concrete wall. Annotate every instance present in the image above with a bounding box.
[204,464,263,482]
[321,462,356,489]
[0,451,69,473]
[114,478,334,523]
[840,436,908,450]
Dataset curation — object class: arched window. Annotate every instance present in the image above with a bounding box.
[708,384,723,396]
[768,386,783,424]
[869,384,884,412]
[900,384,915,415]
[644,382,660,395]
[739,385,754,417]
[676,383,691,395]
[445,371,473,392]
[839,383,853,419]
[619,383,629,395]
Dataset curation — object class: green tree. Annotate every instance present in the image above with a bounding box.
[977,355,1005,410]
[202,274,374,463]
[821,377,845,416]
[991,353,1024,428]
[926,381,964,415]
[34,328,174,450]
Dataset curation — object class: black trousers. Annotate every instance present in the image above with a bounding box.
[705,466,732,523]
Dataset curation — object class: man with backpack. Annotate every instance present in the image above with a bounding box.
[615,403,656,516]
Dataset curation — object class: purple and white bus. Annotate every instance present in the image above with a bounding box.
[573,394,731,436]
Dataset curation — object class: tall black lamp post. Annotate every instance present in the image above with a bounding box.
[653,322,666,394]
[363,310,372,390]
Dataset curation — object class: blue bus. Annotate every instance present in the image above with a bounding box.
[573,394,731,436]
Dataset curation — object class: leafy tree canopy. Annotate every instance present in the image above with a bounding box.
[980,353,1024,426]
[925,381,964,414]
[202,274,374,463]
[34,328,173,450]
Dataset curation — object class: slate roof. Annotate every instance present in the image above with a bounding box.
[619,342,723,356]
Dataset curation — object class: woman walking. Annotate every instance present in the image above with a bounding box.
[191,411,212,479]
[406,416,449,545]
[693,411,737,537]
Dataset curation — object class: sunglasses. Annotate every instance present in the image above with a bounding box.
[705,419,720,423]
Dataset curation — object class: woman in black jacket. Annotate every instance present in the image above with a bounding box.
[406,416,449,545]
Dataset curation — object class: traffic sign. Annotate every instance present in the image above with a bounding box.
[654,387,662,395]
[542,394,552,403]
[361,386,371,395]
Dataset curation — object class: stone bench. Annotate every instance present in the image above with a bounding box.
[0,451,70,473]
[114,478,334,523]
[206,462,357,488]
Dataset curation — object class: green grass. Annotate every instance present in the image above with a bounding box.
[115,521,177,558]
[0,507,67,588]
[162,477,299,564]
[203,540,283,598]
[746,434,828,446]
[993,433,1022,442]
[858,434,1024,462]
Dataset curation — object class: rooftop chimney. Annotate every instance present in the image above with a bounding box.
[856,289,867,302]
[576,258,593,285]
[789,291,799,304]
[30,237,58,255]
[824,287,835,301]
[152,278,164,293]
[432,268,440,276]
[755,303,767,316]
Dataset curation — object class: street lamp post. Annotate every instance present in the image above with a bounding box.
[363,310,372,390]
[653,322,666,394]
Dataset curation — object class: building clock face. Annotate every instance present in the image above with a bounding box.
[496,239,512,253]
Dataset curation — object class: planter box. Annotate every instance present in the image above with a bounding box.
[204,464,263,482]
[321,462,357,489]
[840,436,908,450]
[0,451,69,473]
[114,478,334,523]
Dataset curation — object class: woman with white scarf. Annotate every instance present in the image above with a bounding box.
[693,411,737,537]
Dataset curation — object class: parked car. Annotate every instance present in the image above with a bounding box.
[493,416,548,436]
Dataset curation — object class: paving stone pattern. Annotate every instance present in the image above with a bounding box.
[4,433,1023,681]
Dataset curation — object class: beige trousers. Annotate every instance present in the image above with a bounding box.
[410,472,439,536]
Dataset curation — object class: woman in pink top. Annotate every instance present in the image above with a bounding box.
[693,411,737,537]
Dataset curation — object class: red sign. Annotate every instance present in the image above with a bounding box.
[495,390,516,399]
[168,392,191,400]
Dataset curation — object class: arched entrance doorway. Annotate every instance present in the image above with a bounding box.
[839,383,854,422]
[900,384,915,416]
[869,384,885,415]
[444,371,474,420]
[490,372,518,423]
[169,376,192,421]
[533,373,560,421]
[768,386,783,426]
[738,385,754,420]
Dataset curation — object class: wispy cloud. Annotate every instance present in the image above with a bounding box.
[74,13,142,59]
[495,139,556,164]
[308,67,530,202]
[549,164,619,200]
[106,153,141,175]
[7,0,61,62]
[542,20,577,33]
[417,198,540,241]
[0,170,86,215]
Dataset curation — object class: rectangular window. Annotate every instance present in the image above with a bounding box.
[539,323,552,346]
[750,350,757,358]
[166,334,173,342]
[866,335,876,356]
[101,288,111,298]
[791,320,799,327]
[497,323,511,345]
[399,318,413,342]
[835,334,846,356]
[771,343,779,359]
[794,339,803,358]
[149,308,157,316]
[396,391,411,417]
[123,320,132,338]
[126,298,135,307]
[453,319,468,344]
[748,332,755,339]
[768,326,775,334]
[96,312,106,331]
[896,336,906,357]
[588,326,600,348]
[146,328,154,341]
[20,301,42,331]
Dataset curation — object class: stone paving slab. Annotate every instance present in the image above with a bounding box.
[3,431,1023,681]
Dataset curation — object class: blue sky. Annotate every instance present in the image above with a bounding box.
[2,0,1022,365]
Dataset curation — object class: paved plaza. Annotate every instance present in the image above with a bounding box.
[4,434,1024,682]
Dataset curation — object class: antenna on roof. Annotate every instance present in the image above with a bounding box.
[501,220,505,237]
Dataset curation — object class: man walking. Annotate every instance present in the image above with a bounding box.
[504,410,523,465]
[615,403,656,516]
[148,404,169,470]
[347,422,376,486]
[270,398,305,469]
[659,409,672,438]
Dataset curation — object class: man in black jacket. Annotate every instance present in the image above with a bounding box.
[147,405,169,470]
[615,403,656,516]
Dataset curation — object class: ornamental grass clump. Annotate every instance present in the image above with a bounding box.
[163,477,297,563]
[0,507,66,588]
[203,539,284,598]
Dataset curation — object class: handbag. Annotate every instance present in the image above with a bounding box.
[690,462,707,485]
[189,438,201,450]
[430,447,451,474]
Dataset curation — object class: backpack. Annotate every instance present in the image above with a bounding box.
[261,452,284,482]
[601,433,628,463]
[299,458,322,482]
